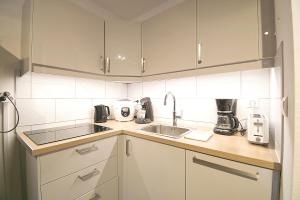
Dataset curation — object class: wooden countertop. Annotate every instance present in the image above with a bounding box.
[17,120,281,171]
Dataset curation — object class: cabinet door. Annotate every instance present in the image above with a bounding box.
[142,0,197,75]
[197,0,259,67]
[105,20,142,76]
[76,178,118,200]
[186,150,273,200]
[32,0,105,74]
[121,136,185,200]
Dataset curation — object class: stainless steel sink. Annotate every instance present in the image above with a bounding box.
[140,125,190,139]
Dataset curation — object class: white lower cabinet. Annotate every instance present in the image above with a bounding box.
[186,150,275,200]
[26,135,278,200]
[25,137,118,200]
[41,156,117,200]
[119,135,185,200]
[76,177,118,200]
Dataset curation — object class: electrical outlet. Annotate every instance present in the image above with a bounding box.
[248,99,259,109]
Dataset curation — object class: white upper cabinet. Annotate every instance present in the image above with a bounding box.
[196,0,259,67]
[21,0,275,79]
[105,20,142,76]
[23,0,105,75]
[142,0,197,75]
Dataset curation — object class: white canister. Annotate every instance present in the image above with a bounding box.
[113,99,136,121]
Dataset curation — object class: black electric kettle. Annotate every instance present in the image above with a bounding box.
[94,105,110,123]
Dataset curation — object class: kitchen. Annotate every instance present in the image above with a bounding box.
[0,0,299,200]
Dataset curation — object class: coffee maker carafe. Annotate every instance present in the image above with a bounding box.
[214,99,239,135]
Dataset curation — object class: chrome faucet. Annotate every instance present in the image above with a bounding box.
[164,92,181,126]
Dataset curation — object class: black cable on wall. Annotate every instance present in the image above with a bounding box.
[0,92,20,133]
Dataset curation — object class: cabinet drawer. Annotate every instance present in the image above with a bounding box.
[41,156,117,200]
[40,136,117,184]
[186,150,273,200]
[76,177,118,200]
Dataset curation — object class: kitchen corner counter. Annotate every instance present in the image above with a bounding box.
[17,120,281,171]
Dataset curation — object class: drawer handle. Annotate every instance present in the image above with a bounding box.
[75,145,98,155]
[78,169,100,181]
[90,193,101,200]
[192,156,259,181]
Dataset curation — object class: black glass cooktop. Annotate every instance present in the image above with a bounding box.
[24,123,112,145]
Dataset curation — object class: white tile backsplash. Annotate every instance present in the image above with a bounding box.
[76,119,93,124]
[166,77,197,98]
[236,99,270,121]
[105,82,127,98]
[55,99,92,122]
[142,80,166,99]
[17,99,55,126]
[15,73,128,129]
[151,98,172,119]
[241,68,270,99]
[76,78,105,98]
[16,68,280,141]
[31,73,76,98]
[128,68,275,125]
[197,71,241,98]
[270,67,282,98]
[128,83,143,100]
[16,72,31,98]
[74,99,93,119]
[178,98,217,123]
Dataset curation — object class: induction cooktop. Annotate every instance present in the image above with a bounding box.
[24,123,112,145]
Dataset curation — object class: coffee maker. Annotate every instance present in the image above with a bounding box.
[135,97,154,124]
[214,99,239,135]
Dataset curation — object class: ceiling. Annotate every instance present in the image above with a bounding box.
[93,0,185,21]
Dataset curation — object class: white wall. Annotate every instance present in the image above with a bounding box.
[128,68,276,129]
[274,0,295,199]
[0,51,20,200]
[270,48,284,161]
[291,0,300,199]
[0,0,25,199]
[16,73,128,132]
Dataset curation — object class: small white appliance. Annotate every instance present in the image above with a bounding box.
[113,99,136,122]
[247,114,269,145]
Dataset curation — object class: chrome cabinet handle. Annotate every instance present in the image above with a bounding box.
[106,57,111,73]
[192,156,259,181]
[78,169,100,181]
[281,96,288,117]
[75,145,98,155]
[141,58,146,73]
[90,193,101,200]
[99,56,105,72]
[197,43,202,64]
[126,139,131,156]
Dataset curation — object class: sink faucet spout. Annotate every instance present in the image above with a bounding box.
[164,92,180,126]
